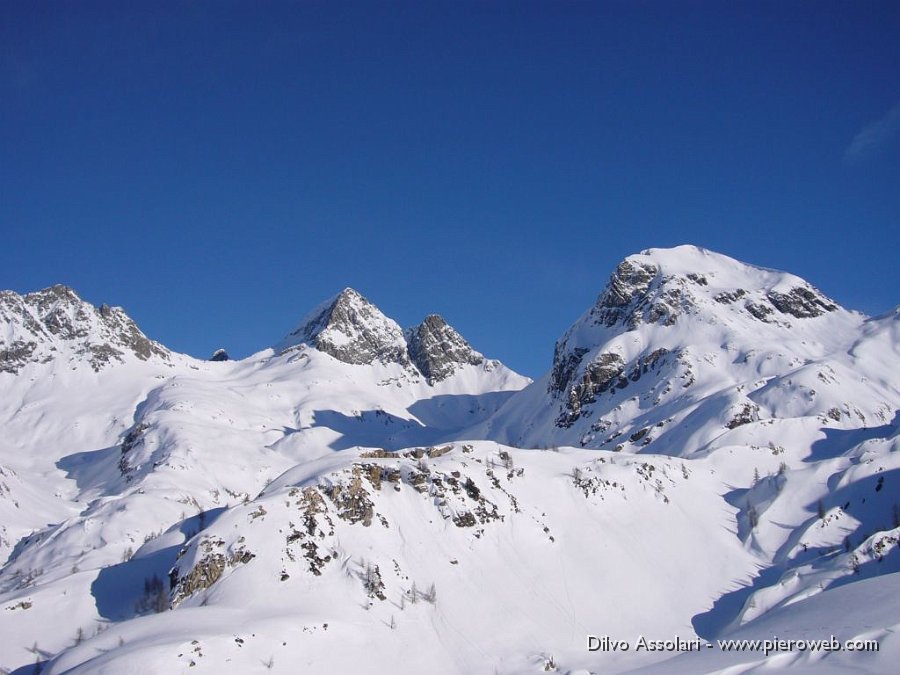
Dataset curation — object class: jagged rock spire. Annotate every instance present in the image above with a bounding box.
[278,290,498,384]
[276,288,411,367]
[407,314,484,384]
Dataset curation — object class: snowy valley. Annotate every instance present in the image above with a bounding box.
[0,245,897,674]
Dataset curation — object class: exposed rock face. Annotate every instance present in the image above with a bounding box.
[556,352,626,427]
[553,348,674,428]
[549,346,590,397]
[277,289,412,368]
[0,339,39,374]
[767,286,838,318]
[547,259,670,403]
[726,403,760,429]
[169,537,255,606]
[740,285,839,323]
[209,349,229,362]
[278,289,501,384]
[590,259,660,329]
[0,285,169,373]
[406,314,484,384]
[745,301,775,322]
[714,289,747,304]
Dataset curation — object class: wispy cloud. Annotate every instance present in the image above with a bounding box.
[845,101,900,164]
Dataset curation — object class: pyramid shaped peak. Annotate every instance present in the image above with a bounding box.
[275,293,509,383]
[276,288,410,367]
[334,286,367,302]
[407,313,484,384]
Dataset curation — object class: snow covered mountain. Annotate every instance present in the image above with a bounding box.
[474,245,893,454]
[0,247,897,675]
[275,287,495,385]
[1,285,169,374]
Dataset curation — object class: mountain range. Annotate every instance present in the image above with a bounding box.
[1,245,897,674]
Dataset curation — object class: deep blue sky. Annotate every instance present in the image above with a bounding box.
[2,1,898,377]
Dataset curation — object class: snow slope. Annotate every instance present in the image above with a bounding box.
[0,247,897,674]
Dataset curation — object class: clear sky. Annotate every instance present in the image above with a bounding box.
[2,1,898,377]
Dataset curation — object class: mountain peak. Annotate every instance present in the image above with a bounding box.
[407,314,485,384]
[546,245,854,427]
[276,293,515,385]
[0,285,169,374]
[276,288,412,367]
[584,245,843,332]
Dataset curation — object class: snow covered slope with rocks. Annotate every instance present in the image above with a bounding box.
[0,285,527,672]
[1,285,169,374]
[474,246,893,454]
[0,246,897,675]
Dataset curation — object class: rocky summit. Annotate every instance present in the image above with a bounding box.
[0,284,169,374]
[276,288,412,367]
[536,245,859,432]
[276,287,499,385]
[406,314,485,384]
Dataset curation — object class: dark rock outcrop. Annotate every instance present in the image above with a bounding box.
[556,352,626,427]
[406,314,484,384]
[590,259,659,329]
[767,286,838,318]
[714,289,747,304]
[745,301,775,322]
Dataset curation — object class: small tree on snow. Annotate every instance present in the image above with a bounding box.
[747,503,759,530]
[135,574,168,614]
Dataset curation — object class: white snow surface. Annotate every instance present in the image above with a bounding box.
[0,246,897,674]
